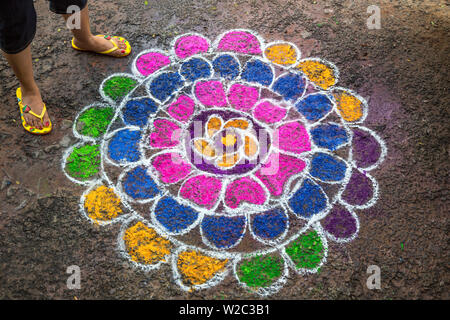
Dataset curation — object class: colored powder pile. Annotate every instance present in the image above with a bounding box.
[77,107,114,138]
[84,185,122,222]
[177,250,228,286]
[65,144,101,180]
[123,221,172,264]
[285,230,324,269]
[103,76,137,100]
[238,255,283,288]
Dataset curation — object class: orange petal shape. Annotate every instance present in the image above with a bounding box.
[333,90,365,122]
[123,221,172,265]
[297,59,337,90]
[84,185,123,223]
[264,43,298,66]
[217,152,240,168]
[207,116,222,137]
[244,135,258,158]
[194,139,216,158]
[177,250,228,286]
[223,119,249,130]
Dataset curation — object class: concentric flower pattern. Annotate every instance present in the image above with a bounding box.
[62,30,386,296]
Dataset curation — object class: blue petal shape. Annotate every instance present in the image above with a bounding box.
[154,197,199,233]
[180,58,212,82]
[310,123,348,150]
[309,152,347,182]
[123,166,160,200]
[202,215,246,249]
[241,59,273,86]
[149,72,184,101]
[288,179,327,218]
[212,54,240,80]
[251,207,287,240]
[123,98,158,127]
[272,73,306,101]
[295,93,333,121]
[108,129,141,162]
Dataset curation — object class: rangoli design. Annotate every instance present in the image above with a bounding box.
[62,30,386,296]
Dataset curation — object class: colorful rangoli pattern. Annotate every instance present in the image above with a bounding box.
[62,30,386,296]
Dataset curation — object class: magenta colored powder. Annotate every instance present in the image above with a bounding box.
[180,175,222,209]
[274,121,311,154]
[255,153,306,196]
[217,31,262,55]
[174,35,209,59]
[225,177,266,209]
[253,101,287,123]
[136,52,170,76]
[167,95,195,122]
[152,153,191,184]
[227,83,259,111]
[195,81,227,107]
[149,119,181,148]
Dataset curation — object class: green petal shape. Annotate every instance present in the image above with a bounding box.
[285,230,325,270]
[65,144,101,180]
[102,76,137,101]
[76,106,114,138]
[237,254,283,288]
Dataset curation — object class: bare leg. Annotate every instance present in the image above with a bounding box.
[2,45,50,130]
[62,5,127,57]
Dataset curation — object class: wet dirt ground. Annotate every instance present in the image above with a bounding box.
[0,0,448,299]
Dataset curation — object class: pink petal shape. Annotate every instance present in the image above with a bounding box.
[217,31,262,55]
[167,95,195,123]
[180,175,222,209]
[225,177,266,209]
[149,119,181,148]
[174,35,209,59]
[274,121,311,154]
[227,84,259,111]
[253,101,287,123]
[135,52,171,76]
[152,153,191,184]
[195,81,227,107]
[255,153,306,196]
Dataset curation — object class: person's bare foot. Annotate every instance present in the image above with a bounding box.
[20,87,51,130]
[73,35,128,57]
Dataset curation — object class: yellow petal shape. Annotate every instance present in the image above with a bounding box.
[177,250,228,286]
[244,135,258,158]
[207,117,222,137]
[223,119,249,130]
[84,185,123,223]
[264,43,298,66]
[221,134,237,147]
[194,139,216,158]
[123,221,172,265]
[297,59,337,90]
[217,152,240,168]
[333,90,364,122]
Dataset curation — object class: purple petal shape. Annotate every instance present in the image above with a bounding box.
[341,169,374,206]
[322,204,357,240]
[352,128,382,168]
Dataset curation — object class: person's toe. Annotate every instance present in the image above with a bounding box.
[43,111,51,128]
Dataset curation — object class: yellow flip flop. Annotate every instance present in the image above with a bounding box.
[71,34,132,57]
[16,88,52,135]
